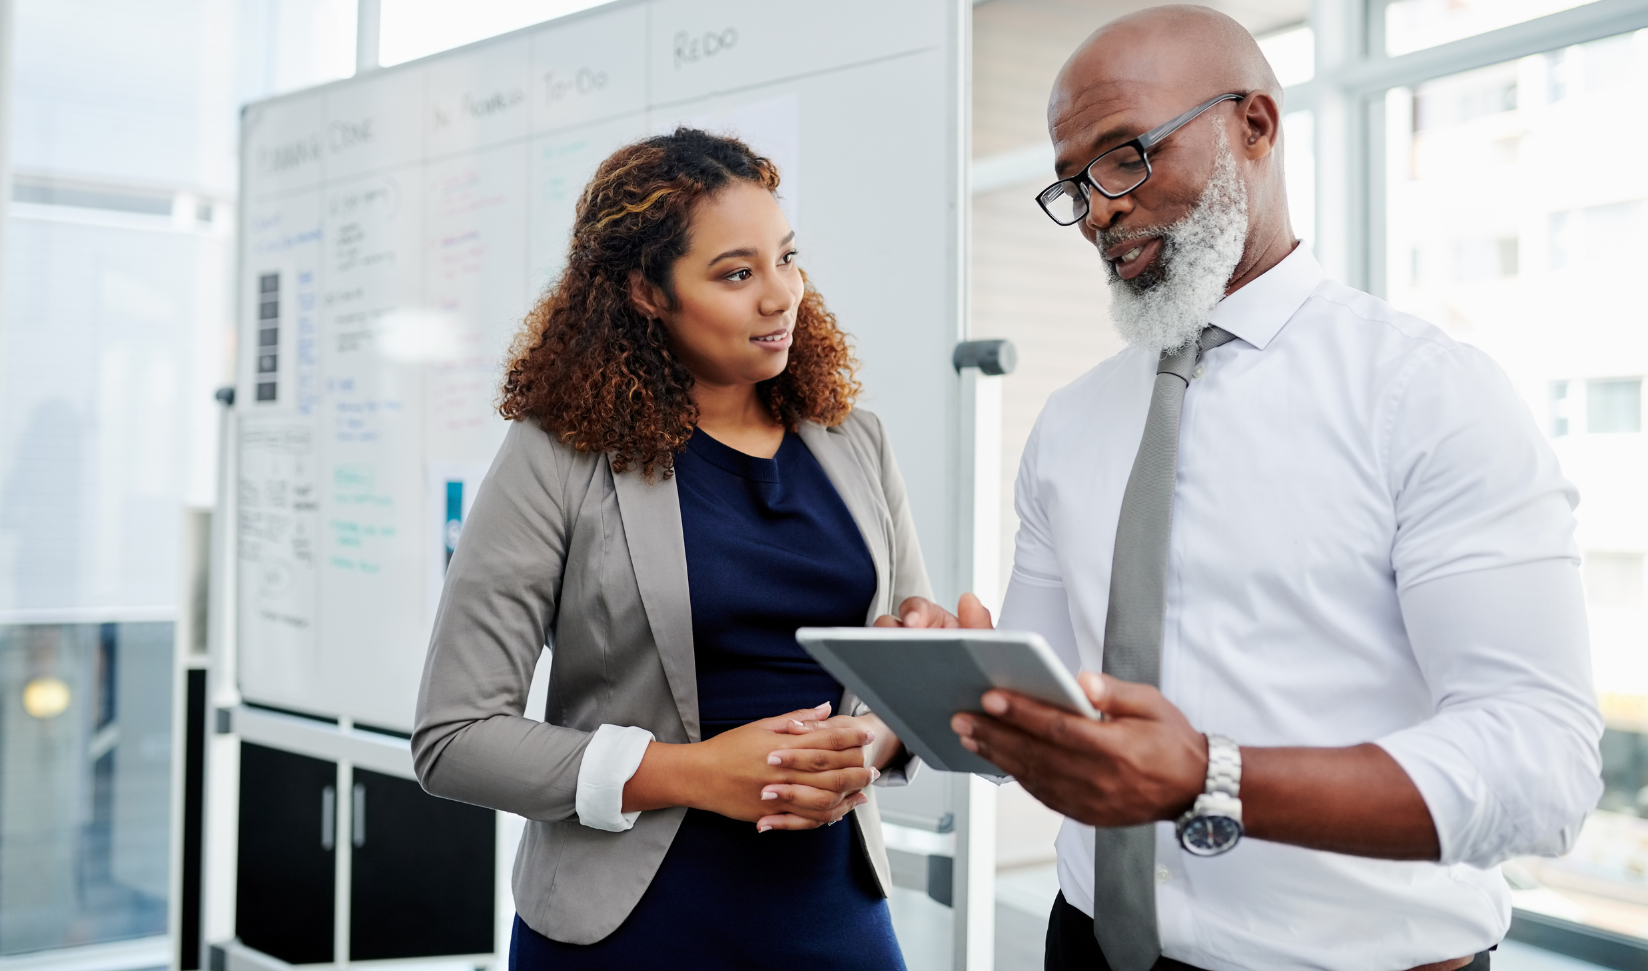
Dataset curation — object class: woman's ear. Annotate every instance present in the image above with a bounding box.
[628,269,666,321]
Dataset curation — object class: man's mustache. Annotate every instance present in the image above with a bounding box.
[1099,224,1169,251]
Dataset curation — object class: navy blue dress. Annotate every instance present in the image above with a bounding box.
[510,429,907,970]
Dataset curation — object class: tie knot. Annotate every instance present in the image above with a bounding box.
[1158,325,1235,380]
[1199,324,1237,352]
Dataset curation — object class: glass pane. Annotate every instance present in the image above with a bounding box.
[1588,379,1642,433]
[1386,0,1601,57]
[0,623,173,954]
[1385,29,1648,940]
[1258,24,1315,87]
[1587,554,1644,608]
[379,0,610,66]
[1283,110,1316,245]
[2,2,352,957]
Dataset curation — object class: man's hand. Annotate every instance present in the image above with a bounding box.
[951,671,1443,858]
[874,592,994,629]
[950,671,1207,827]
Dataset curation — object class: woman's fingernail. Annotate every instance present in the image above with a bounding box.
[758,823,771,833]
[761,791,778,800]
[767,754,782,765]
[983,693,1008,715]
[960,736,979,752]
[865,731,876,744]
[816,701,832,711]
[857,794,869,806]
[870,767,881,781]
[789,720,805,731]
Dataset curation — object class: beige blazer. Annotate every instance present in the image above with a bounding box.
[411,409,933,944]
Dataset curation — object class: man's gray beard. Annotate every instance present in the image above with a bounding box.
[1102,139,1248,353]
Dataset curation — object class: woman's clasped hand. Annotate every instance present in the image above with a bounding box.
[621,702,885,832]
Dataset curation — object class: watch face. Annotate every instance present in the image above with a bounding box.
[1181,815,1242,857]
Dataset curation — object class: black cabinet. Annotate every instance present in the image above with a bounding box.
[236,743,337,965]
[349,768,495,961]
[233,740,496,965]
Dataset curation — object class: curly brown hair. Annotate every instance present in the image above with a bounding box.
[499,128,860,477]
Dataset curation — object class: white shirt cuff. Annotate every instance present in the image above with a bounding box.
[574,724,655,832]
[874,749,918,786]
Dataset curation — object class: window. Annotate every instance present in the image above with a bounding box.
[1385,25,1648,945]
[1551,380,1571,436]
[1451,236,1517,282]
[1586,553,1644,608]
[1385,0,1601,56]
[1550,203,1644,270]
[1258,25,1316,87]
[1283,111,1316,244]
[0,1,361,957]
[1588,379,1642,433]
[1549,33,1640,103]
[1412,67,1517,132]
[379,0,609,66]
[0,623,173,954]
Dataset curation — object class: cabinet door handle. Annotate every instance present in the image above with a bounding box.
[352,783,366,848]
[321,785,335,850]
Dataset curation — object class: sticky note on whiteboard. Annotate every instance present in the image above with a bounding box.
[427,464,488,626]
[444,480,463,569]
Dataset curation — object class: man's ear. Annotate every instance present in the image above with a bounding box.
[628,268,666,320]
[1239,92,1282,161]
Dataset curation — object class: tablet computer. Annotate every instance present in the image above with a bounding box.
[795,627,1098,775]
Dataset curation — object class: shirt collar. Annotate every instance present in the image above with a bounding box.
[1207,242,1323,351]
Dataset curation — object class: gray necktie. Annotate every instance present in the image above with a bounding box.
[1093,325,1234,971]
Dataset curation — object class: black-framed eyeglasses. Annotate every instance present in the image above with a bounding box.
[1035,92,1246,227]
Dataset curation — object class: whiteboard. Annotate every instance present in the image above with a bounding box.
[234,0,969,730]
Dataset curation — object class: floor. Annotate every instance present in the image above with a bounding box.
[889,864,1612,971]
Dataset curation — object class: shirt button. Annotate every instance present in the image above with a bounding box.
[1191,365,1206,379]
[1155,865,1171,884]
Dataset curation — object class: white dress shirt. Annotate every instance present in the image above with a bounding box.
[1000,245,1603,970]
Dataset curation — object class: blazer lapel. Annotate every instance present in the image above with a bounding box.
[798,422,891,622]
[609,458,701,742]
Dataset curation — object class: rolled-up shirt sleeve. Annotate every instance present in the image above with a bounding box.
[1375,342,1603,867]
[575,724,655,832]
[1379,561,1601,866]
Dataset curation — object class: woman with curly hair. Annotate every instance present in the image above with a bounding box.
[412,128,931,968]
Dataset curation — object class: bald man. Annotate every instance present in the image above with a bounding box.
[887,7,1602,970]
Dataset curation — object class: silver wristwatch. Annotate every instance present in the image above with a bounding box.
[1176,733,1243,856]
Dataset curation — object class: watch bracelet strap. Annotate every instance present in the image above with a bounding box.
[1204,733,1241,798]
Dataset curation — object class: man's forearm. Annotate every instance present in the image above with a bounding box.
[952,676,1444,861]
[1240,742,1438,860]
